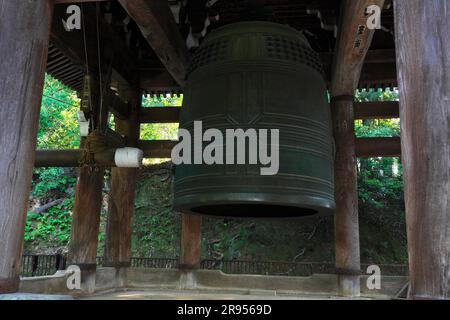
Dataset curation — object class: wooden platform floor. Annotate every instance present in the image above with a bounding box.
[80,289,371,300]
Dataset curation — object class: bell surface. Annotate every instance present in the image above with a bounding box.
[174,21,335,218]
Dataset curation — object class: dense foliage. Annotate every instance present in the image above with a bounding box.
[140,95,180,141]
[25,75,80,253]
[25,77,407,264]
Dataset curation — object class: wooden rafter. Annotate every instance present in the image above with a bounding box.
[50,4,138,89]
[331,0,386,96]
[118,0,190,87]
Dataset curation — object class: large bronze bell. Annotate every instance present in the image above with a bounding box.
[173,21,335,218]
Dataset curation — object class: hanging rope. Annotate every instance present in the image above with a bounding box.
[79,129,109,168]
[95,3,104,129]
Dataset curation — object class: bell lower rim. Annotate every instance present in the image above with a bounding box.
[174,192,335,218]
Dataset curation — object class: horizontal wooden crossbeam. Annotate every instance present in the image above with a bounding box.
[140,50,397,92]
[354,101,399,119]
[138,102,400,124]
[355,137,401,158]
[34,136,400,167]
[139,107,181,123]
[35,149,117,167]
[138,140,178,159]
[139,64,397,93]
[54,0,111,3]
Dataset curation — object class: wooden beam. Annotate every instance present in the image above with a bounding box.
[119,0,190,86]
[55,0,110,3]
[321,50,397,89]
[140,71,181,93]
[36,149,84,167]
[136,101,399,124]
[331,98,361,296]
[394,0,450,300]
[139,107,181,123]
[139,55,397,93]
[0,0,53,294]
[319,49,396,66]
[139,140,177,159]
[106,128,126,148]
[35,136,401,167]
[67,73,108,293]
[50,4,138,89]
[354,101,399,119]
[106,91,130,120]
[358,62,397,89]
[35,149,119,167]
[355,137,401,157]
[67,166,103,292]
[104,91,141,268]
[179,214,202,270]
[330,0,385,298]
[34,140,176,167]
[331,0,386,96]
[46,138,396,165]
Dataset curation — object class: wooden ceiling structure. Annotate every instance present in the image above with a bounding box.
[47,0,397,96]
[0,0,448,300]
[43,0,401,159]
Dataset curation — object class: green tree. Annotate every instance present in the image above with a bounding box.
[25,74,80,253]
[140,94,182,141]
[38,74,80,149]
[355,88,406,263]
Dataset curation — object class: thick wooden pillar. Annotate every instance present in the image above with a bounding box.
[67,76,105,291]
[0,0,53,293]
[394,0,450,300]
[67,167,104,265]
[104,92,141,268]
[179,214,202,269]
[331,97,361,296]
[330,0,384,297]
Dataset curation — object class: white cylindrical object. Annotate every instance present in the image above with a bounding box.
[79,121,90,137]
[77,110,87,122]
[78,111,90,137]
[114,147,144,168]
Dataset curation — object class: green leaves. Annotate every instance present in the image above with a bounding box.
[140,95,182,148]
[39,74,81,150]
[141,94,182,108]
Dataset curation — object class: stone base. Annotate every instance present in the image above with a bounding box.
[0,277,19,294]
[0,293,73,300]
[337,275,361,297]
[14,268,407,299]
